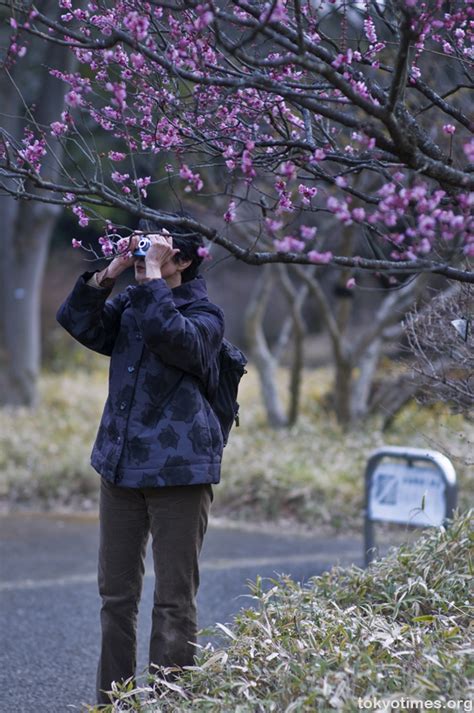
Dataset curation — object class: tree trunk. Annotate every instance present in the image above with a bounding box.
[0,202,59,405]
[277,264,307,427]
[244,266,287,428]
[0,3,75,405]
[333,356,354,428]
[351,337,383,420]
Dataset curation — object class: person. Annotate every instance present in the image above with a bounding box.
[56,219,225,706]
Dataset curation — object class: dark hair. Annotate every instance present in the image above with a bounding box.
[138,212,204,283]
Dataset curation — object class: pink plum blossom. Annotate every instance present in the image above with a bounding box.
[298,185,318,206]
[65,90,83,107]
[115,238,130,254]
[50,121,68,136]
[363,18,377,44]
[72,205,89,227]
[241,150,256,179]
[224,201,236,223]
[123,11,150,41]
[179,164,203,192]
[18,131,46,172]
[265,219,284,233]
[197,246,212,260]
[259,0,288,24]
[352,208,366,222]
[108,151,126,161]
[311,148,327,162]
[111,171,130,183]
[134,176,151,197]
[308,251,333,265]
[279,161,297,180]
[99,237,114,257]
[274,236,305,253]
[463,140,474,163]
[300,225,317,240]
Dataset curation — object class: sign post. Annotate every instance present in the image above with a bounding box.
[364,446,457,566]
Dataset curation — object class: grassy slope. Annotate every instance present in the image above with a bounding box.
[0,361,472,532]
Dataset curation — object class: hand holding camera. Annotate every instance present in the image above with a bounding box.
[138,231,180,272]
[94,230,180,286]
[94,234,140,286]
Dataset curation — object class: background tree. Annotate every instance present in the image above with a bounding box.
[0,0,76,405]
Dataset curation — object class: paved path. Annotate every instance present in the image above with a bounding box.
[0,513,363,713]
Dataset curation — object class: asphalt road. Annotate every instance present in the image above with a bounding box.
[0,513,363,713]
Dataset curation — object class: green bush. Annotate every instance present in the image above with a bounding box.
[85,510,473,712]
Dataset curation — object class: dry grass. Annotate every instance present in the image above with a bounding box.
[217,366,473,531]
[0,361,472,533]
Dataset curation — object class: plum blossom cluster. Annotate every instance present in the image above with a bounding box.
[50,111,74,137]
[271,222,329,262]
[1,0,472,275]
[72,229,212,264]
[17,129,46,172]
[179,165,203,192]
[326,179,474,259]
[6,17,28,60]
[71,231,135,259]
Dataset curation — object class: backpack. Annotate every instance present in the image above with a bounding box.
[207,339,247,446]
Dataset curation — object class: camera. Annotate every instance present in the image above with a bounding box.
[133,236,151,257]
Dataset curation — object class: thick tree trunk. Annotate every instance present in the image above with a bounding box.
[0,202,58,405]
[0,2,75,405]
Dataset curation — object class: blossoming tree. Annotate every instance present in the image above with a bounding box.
[0,0,472,409]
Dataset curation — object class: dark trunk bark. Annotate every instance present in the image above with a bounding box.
[333,357,354,428]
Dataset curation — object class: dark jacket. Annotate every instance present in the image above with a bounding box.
[57,272,225,488]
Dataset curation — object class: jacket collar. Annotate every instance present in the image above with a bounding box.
[171,274,209,308]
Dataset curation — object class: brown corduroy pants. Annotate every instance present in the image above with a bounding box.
[96,477,213,705]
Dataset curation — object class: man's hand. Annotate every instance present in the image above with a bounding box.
[94,235,140,286]
[144,232,180,280]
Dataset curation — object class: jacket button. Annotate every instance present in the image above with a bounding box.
[116,436,121,443]
[135,332,142,340]
[120,402,126,410]
[127,366,135,373]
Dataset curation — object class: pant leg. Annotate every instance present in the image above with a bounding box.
[96,478,150,705]
[145,483,213,676]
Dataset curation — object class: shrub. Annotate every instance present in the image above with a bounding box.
[85,510,473,712]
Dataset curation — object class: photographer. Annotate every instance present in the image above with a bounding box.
[57,220,224,705]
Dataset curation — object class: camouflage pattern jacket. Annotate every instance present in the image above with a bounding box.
[57,272,225,488]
